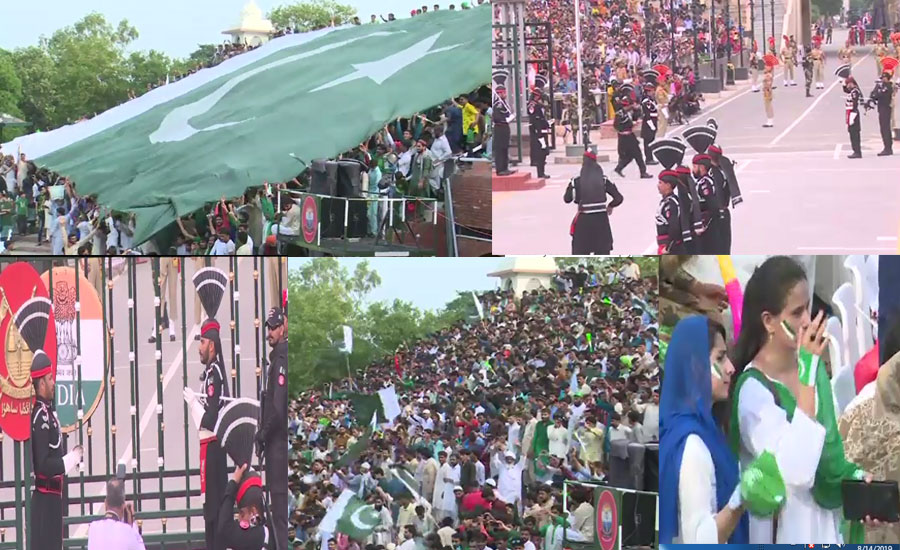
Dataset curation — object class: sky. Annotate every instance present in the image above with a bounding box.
[288,258,505,311]
[0,0,434,59]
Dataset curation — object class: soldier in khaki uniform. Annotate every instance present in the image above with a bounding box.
[762,54,777,127]
[811,37,826,89]
[875,40,887,78]
[839,40,854,65]
[780,37,797,86]
[149,257,179,343]
[656,78,670,135]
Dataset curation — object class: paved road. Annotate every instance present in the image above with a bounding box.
[494,29,900,255]
[0,257,286,549]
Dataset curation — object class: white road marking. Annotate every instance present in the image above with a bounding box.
[877,236,898,241]
[769,54,870,147]
[834,144,842,159]
[749,190,771,193]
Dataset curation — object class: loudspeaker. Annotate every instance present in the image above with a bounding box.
[620,491,656,547]
[309,159,337,195]
[320,198,344,238]
[643,445,659,493]
[336,160,364,198]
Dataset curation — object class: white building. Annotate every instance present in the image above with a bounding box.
[222,0,275,47]
[488,257,557,296]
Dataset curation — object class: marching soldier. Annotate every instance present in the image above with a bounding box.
[811,37,826,89]
[842,70,864,159]
[750,49,761,92]
[257,307,288,550]
[780,36,797,87]
[564,151,624,254]
[149,257,178,343]
[707,143,743,253]
[691,153,721,253]
[676,165,703,253]
[184,266,231,550]
[217,464,271,549]
[612,97,652,179]
[492,86,514,176]
[655,170,685,254]
[875,37,886,77]
[528,93,552,179]
[838,40,854,66]
[656,73,670,135]
[867,69,895,156]
[18,297,83,550]
[802,45,815,97]
[641,81,660,166]
[762,54,777,127]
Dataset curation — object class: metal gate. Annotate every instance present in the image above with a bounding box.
[524,21,557,149]
[0,257,286,550]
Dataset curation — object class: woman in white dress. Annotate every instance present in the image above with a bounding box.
[730,256,884,543]
[660,315,748,543]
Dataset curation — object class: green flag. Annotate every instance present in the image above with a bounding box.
[319,490,383,540]
[336,426,374,468]
[347,393,387,424]
[10,8,490,244]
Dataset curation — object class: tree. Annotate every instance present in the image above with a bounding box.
[10,46,56,131]
[268,0,358,32]
[126,50,173,94]
[813,0,843,16]
[0,51,23,120]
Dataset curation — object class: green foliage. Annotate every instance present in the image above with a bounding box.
[0,51,23,119]
[286,259,472,396]
[126,50,173,94]
[268,0,358,31]
[812,0,842,17]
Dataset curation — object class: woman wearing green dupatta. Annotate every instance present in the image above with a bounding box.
[729,256,885,543]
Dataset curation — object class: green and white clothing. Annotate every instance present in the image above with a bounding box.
[730,362,863,543]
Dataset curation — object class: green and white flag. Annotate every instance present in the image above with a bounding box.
[4,8,489,244]
[319,489,382,540]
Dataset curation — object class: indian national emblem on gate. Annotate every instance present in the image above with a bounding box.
[0,288,36,423]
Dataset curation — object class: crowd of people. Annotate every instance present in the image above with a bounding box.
[287,260,660,550]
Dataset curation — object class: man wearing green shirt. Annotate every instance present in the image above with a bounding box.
[0,192,12,240]
[15,191,28,236]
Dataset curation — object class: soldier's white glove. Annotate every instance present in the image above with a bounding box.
[506,115,516,124]
[63,446,83,474]
[647,120,656,131]
[183,387,206,432]
[849,112,858,126]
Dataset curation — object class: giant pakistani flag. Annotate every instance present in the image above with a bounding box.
[3,7,490,244]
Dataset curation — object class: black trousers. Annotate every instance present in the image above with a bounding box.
[494,122,510,173]
[204,441,228,550]
[848,118,861,155]
[30,491,62,550]
[266,437,288,550]
[641,125,657,162]
[879,109,893,152]
[721,210,732,253]
[615,133,647,174]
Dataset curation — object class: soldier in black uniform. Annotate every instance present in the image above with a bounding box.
[18,297,82,550]
[564,151,624,254]
[868,70,895,156]
[528,93,552,178]
[655,170,685,254]
[675,165,702,253]
[493,85,514,176]
[843,73,864,158]
[612,97,653,179]
[185,266,231,550]
[707,144,743,253]
[217,463,272,549]
[257,307,288,550]
[641,82,660,165]
[692,153,721,253]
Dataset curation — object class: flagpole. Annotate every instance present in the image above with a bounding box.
[575,0,585,147]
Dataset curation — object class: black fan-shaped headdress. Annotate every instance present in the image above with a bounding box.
[214,397,260,468]
[13,297,53,379]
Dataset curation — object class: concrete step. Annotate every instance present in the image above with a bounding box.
[492,171,547,191]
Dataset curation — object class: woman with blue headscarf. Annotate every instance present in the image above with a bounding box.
[660,315,749,543]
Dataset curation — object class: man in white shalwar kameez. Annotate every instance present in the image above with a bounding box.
[491,449,526,513]
[431,451,449,513]
[435,454,460,525]
[547,418,569,459]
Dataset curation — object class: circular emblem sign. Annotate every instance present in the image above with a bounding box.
[0,263,55,441]
[301,196,318,244]
[597,489,618,550]
[41,267,108,434]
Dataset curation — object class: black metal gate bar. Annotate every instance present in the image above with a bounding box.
[229,260,237,397]
[150,259,166,547]
[233,258,242,396]
[105,259,118,478]
[179,259,192,536]
[126,259,139,511]
[73,259,85,517]
[252,259,262,399]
